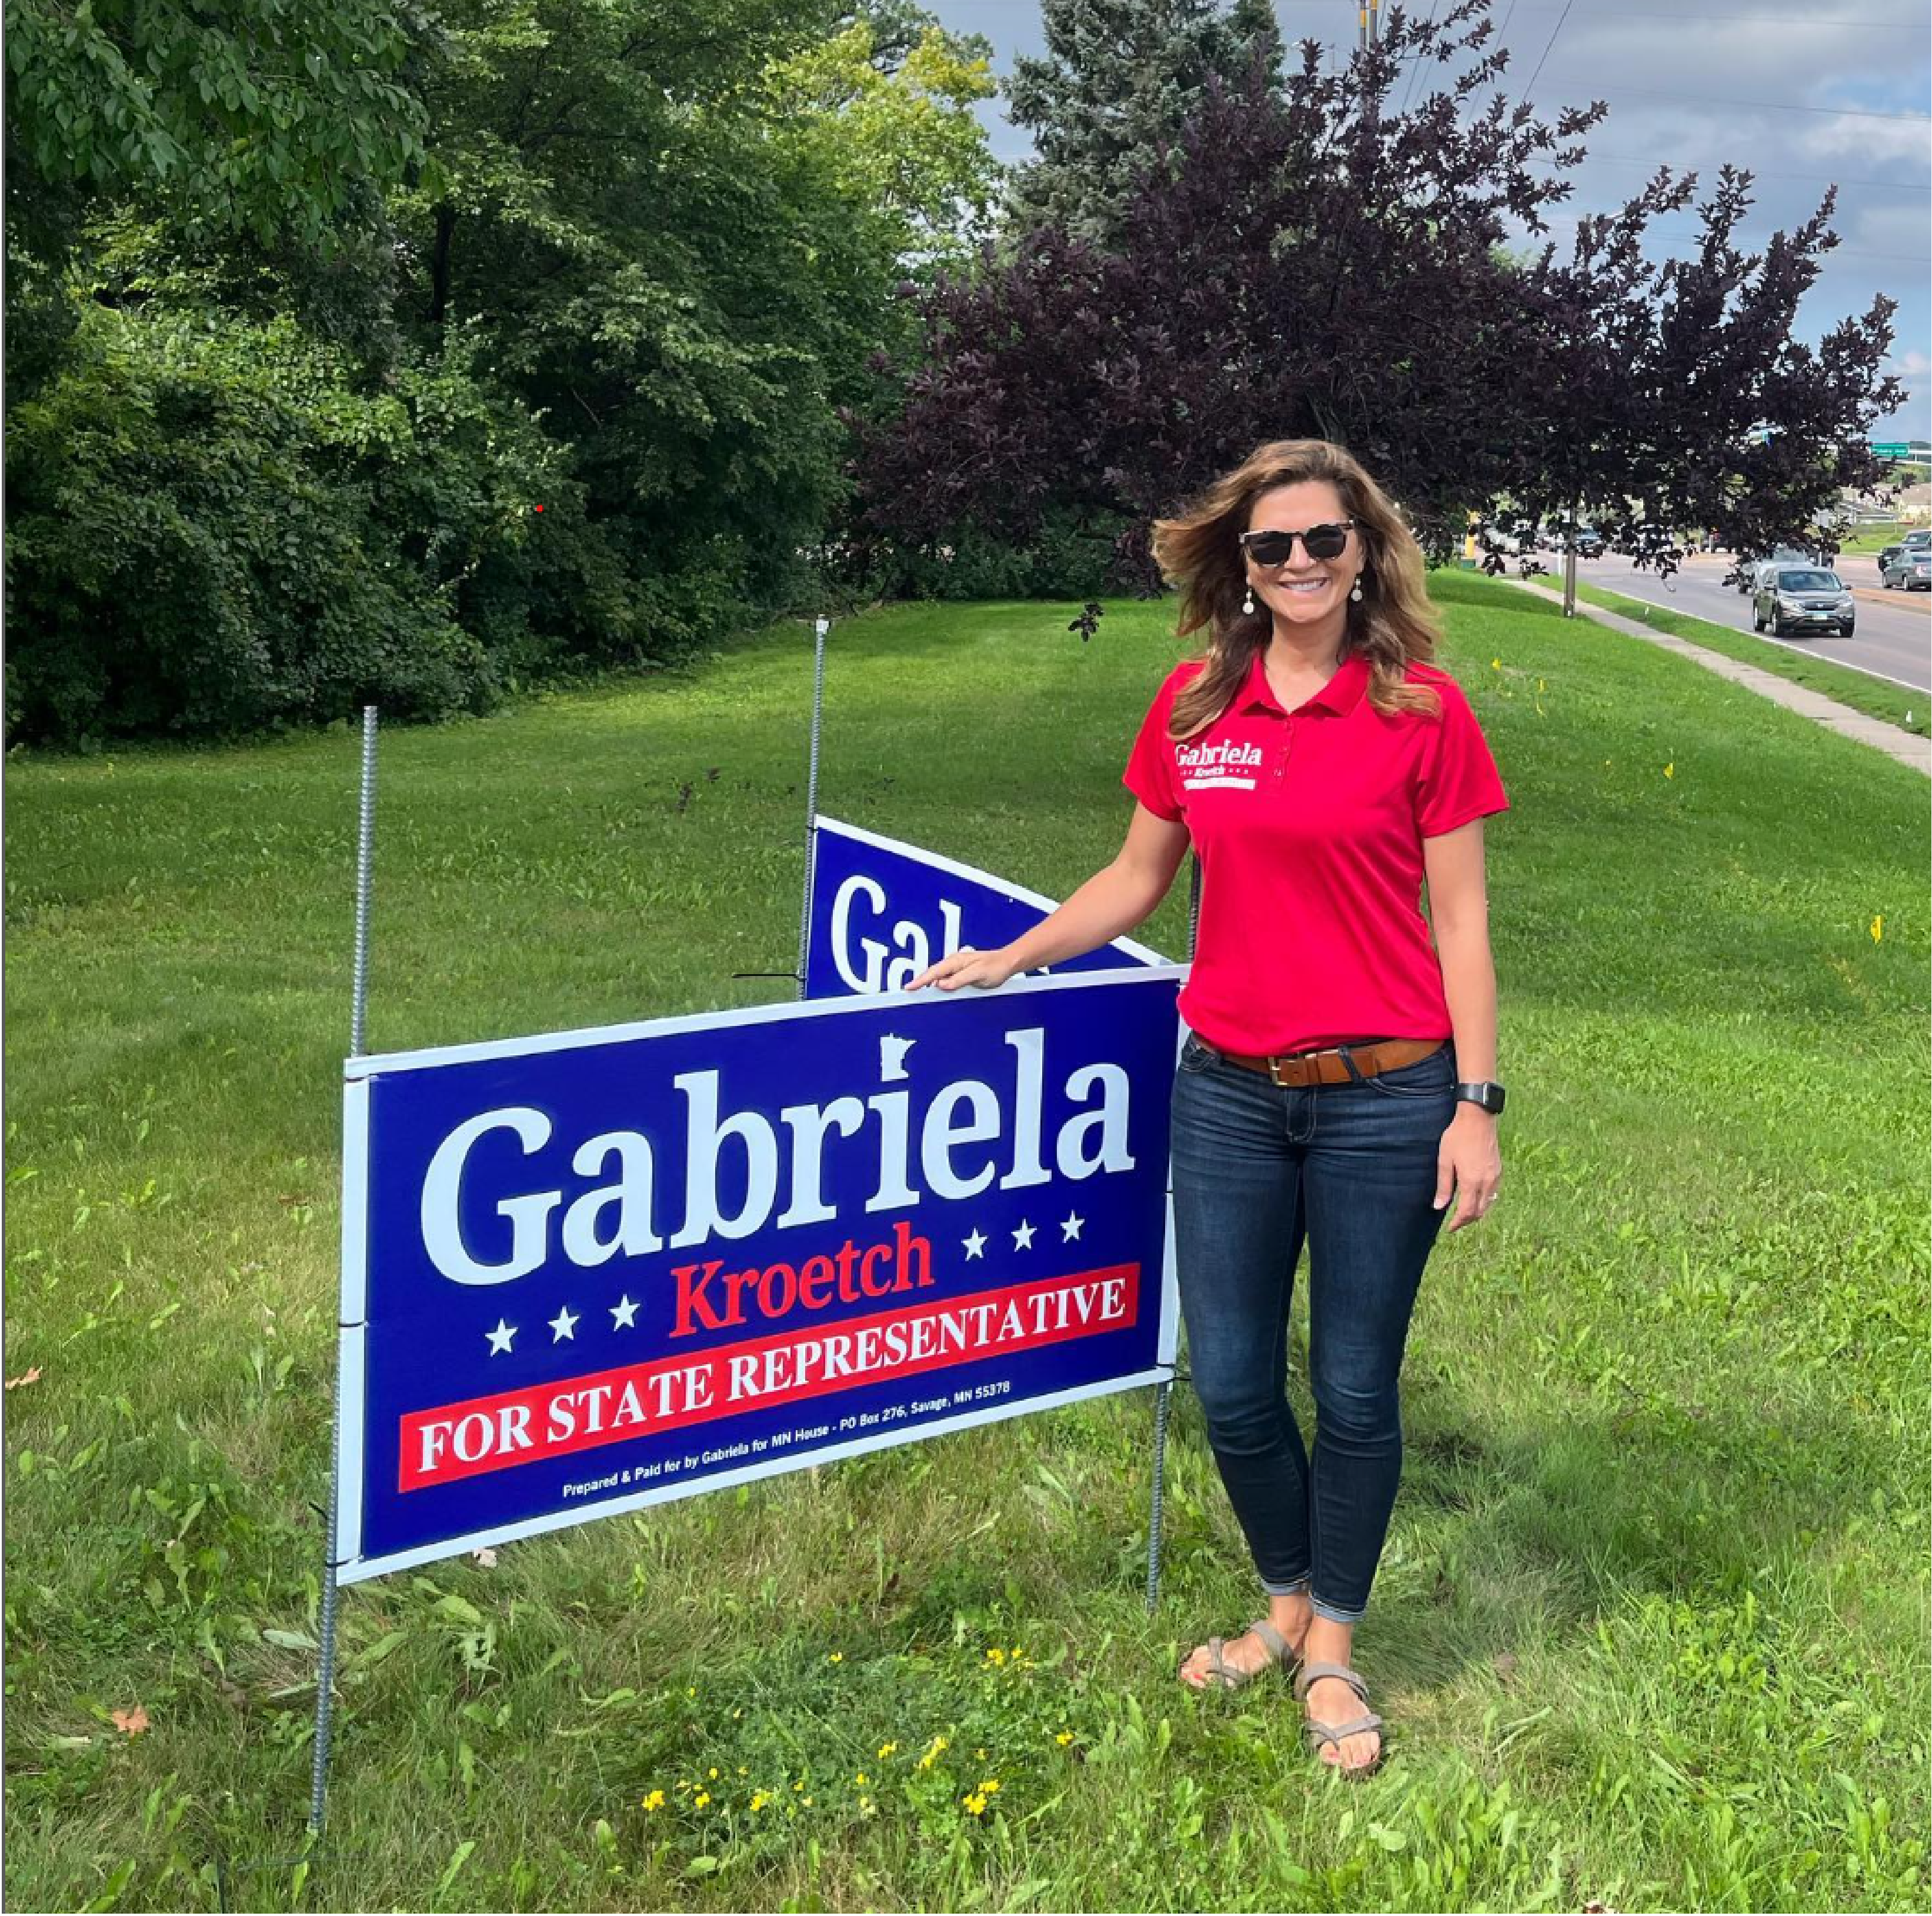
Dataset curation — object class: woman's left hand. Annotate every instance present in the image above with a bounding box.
[1434,1108,1501,1232]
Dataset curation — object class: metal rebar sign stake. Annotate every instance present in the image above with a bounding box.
[1144,854,1203,1614]
[310,705,378,1838]
[795,617,829,1001]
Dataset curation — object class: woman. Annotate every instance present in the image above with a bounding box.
[908,439,1507,1777]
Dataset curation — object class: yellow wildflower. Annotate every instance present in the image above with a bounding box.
[826,1651,843,1664]
[860,1795,876,1814]
[877,1741,898,1759]
[694,1791,711,1809]
[641,1790,666,1812]
[736,1765,748,1777]
[855,1772,869,1786]
[793,1780,805,1792]
[1491,657,1501,671]
[750,1791,771,1812]
[708,1767,719,1780]
[963,1792,988,1816]
[804,1795,815,1807]
[1056,1731,1074,1747]
[685,1686,696,1698]
[1871,914,1884,944]
[985,1647,1006,1666]
[1664,761,1674,778]
[917,1735,949,1771]
[979,1778,1001,1794]
[976,1747,988,1761]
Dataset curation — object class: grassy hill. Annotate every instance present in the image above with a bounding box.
[4,573,1927,1912]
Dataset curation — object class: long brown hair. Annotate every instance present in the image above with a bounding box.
[1150,439,1446,738]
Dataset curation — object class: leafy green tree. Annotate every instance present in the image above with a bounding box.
[4,295,583,741]
[3,0,427,254]
[392,0,996,659]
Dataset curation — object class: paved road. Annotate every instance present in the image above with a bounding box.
[1533,550,1930,694]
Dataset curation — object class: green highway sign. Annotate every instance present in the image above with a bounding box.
[1870,442,1911,457]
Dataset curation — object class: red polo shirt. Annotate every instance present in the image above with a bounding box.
[1123,648,1509,1056]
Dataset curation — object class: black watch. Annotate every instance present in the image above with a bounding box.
[1454,1081,1506,1115]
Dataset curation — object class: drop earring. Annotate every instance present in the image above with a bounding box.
[1242,585,1256,615]
[1350,575,1366,603]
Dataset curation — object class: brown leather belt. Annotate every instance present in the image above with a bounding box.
[1197,1035,1448,1090]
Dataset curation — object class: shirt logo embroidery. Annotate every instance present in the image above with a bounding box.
[1175,740,1262,792]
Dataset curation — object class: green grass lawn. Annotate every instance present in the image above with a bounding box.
[5,572,1928,1913]
[1553,579,1930,739]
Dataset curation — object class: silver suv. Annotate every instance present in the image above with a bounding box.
[1753,567,1854,637]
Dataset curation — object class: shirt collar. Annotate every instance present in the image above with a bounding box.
[1237,647,1370,718]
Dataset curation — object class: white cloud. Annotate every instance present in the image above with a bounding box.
[1798,119,1932,171]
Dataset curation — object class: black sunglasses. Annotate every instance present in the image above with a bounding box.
[1239,519,1358,565]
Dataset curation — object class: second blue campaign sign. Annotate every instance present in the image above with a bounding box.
[803,817,1166,998]
[335,969,1184,1583]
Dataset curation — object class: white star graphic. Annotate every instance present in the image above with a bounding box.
[549,1304,579,1342]
[485,1319,517,1356]
[610,1294,639,1329]
[1060,1212,1085,1242]
[962,1228,987,1261]
[1012,1218,1037,1249]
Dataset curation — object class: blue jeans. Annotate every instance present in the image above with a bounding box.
[1169,1032,1456,1623]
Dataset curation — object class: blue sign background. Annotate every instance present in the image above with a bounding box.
[803,818,1163,999]
[336,972,1182,1582]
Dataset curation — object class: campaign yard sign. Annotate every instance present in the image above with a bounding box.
[803,817,1164,1000]
[333,970,1184,1583]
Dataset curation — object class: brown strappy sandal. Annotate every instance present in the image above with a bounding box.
[1178,1617,1299,1692]
[1293,1659,1386,1776]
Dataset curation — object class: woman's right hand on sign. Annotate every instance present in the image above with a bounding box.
[905,945,1020,992]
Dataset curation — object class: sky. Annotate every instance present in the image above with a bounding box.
[923,0,1931,440]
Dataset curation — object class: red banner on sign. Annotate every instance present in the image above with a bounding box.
[398,1265,1140,1491]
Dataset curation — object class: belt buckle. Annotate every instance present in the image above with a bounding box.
[1267,1049,1320,1088]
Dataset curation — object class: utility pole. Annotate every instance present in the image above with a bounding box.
[1359,2,1382,52]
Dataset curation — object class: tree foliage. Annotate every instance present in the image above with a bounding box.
[5,0,1000,743]
[847,1,1904,594]
[1003,0,1282,247]
[4,0,427,254]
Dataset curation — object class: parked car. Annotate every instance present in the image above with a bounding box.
[1880,548,1932,591]
[1537,522,1602,558]
[1754,567,1855,636]
[1736,544,1813,591]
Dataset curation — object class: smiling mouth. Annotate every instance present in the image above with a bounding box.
[1277,577,1331,595]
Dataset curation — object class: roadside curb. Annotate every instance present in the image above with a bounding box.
[1506,577,1930,779]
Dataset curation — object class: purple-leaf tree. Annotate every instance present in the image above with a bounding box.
[842,1,1903,594]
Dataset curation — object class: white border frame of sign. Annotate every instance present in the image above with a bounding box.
[332,966,1187,1587]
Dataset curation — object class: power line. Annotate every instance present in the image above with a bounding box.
[1600,86,1930,121]
[1480,3,1927,24]
[1533,209,1928,265]
[1576,148,1929,193]
[1397,2,1443,117]
[1520,0,1577,101]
